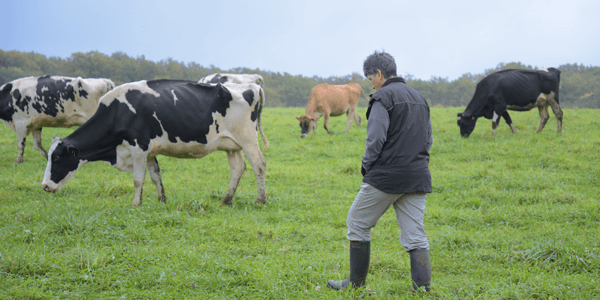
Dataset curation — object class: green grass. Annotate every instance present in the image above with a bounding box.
[0,107,599,299]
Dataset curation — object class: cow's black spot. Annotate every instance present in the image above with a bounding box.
[251,101,260,122]
[35,77,76,117]
[32,101,43,114]
[208,74,222,84]
[243,89,254,106]
[0,83,15,122]
[144,80,232,147]
[14,89,31,113]
[79,89,88,98]
[208,74,229,84]
[13,89,29,113]
[12,88,21,102]
[215,120,220,133]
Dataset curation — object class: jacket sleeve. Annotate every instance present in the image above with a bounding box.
[362,100,389,171]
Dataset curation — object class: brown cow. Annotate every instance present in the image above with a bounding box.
[295,83,365,138]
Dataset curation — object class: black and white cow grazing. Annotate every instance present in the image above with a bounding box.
[457,68,562,137]
[41,79,269,207]
[198,73,264,87]
[0,75,115,162]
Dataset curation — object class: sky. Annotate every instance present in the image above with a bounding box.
[3,0,600,81]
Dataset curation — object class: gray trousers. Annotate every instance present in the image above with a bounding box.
[346,183,429,251]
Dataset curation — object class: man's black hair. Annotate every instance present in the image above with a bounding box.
[363,50,397,79]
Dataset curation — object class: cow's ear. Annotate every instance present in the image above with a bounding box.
[67,145,80,157]
[295,116,301,121]
[310,116,318,121]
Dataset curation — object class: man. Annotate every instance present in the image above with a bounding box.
[327,51,433,292]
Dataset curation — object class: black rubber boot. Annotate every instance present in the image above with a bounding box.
[327,240,371,290]
[409,248,431,292]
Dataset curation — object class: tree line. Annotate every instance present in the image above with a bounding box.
[1,49,598,108]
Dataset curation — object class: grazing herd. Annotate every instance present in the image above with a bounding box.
[1,68,563,204]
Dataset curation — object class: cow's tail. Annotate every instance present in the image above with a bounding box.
[258,87,269,151]
[360,87,369,101]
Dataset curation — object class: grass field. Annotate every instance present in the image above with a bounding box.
[0,107,599,299]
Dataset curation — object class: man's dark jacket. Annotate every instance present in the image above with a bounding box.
[362,77,433,194]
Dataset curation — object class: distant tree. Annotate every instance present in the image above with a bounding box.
[0,50,598,108]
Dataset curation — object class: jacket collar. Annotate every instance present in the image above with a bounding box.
[381,76,406,88]
[366,77,407,120]
[368,76,407,100]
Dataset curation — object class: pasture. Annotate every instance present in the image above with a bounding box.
[0,107,598,299]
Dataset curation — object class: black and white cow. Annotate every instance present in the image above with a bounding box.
[198,73,264,87]
[0,75,115,162]
[41,79,269,206]
[457,68,562,137]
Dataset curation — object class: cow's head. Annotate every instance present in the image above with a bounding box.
[41,137,85,193]
[295,115,317,138]
[457,113,477,137]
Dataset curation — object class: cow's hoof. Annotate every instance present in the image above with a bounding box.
[158,195,167,203]
[221,196,233,206]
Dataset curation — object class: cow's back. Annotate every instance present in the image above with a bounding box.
[310,84,356,113]
[6,75,113,128]
[95,79,264,159]
[199,73,264,87]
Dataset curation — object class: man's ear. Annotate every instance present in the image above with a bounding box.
[376,69,383,79]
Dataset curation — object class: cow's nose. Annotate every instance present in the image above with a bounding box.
[300,134,307,138]
[42,184,52,193]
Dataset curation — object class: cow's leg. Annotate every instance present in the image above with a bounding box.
[353,109,362,128]
[550,105,563,133]
[323,113,331,133]
[344,109,354,134]
[491,99,509,135]
[547,96,563,133]
[15,126,27,163]
[536,105,550,133]
[131,153,148,207]
[241,143,266,205]
[147,157,166,203]
[491,111,501,135]
[311,112,323,134]
[222,150,246,205]
[502,111,517,134]
[31,128,48,160]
